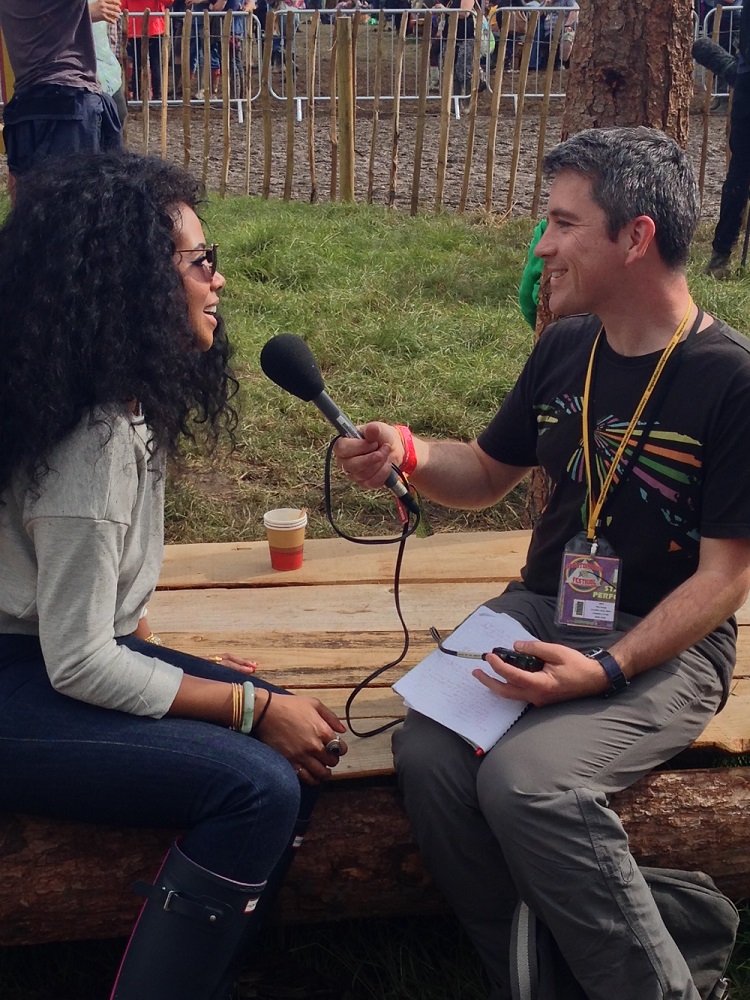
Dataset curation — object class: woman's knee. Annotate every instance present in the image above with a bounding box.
[211,741,301,836]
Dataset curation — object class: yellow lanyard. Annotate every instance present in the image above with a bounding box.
[581,300,693,544]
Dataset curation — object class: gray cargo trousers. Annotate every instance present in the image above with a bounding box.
[392,585,733,1000]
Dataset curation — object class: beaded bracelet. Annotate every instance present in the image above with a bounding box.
[394,424,417,478]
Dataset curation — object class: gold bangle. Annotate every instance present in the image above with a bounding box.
[230,682,244,731]
[145,633,163,646]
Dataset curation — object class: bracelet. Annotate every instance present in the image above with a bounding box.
[240,681,256,734]
[230,682,243,731]
[394,424,417,478]
[253,689,273,733]
[145,632,163,646]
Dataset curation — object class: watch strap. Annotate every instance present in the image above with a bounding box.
[585,648,629,696]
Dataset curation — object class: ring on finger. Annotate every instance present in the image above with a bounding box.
[324,738,343,756]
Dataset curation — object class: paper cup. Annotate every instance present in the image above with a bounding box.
[263,508,308,571]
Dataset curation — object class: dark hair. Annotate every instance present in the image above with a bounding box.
[543,127,699,267]
[0,152,238,498]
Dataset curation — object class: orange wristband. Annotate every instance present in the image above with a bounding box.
[394,424,417,478]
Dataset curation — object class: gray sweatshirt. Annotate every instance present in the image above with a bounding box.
[0,406,183,716]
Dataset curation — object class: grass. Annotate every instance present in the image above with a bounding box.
[167,196,750,545]
[167,200,559,542]
[2,198,750,996]
[2,904,750,998]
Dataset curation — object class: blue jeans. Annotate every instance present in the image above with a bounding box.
[0,634,316,884]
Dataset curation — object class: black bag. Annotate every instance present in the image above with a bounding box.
[510,868,738,1000]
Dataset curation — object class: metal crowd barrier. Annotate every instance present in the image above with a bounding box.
[122,6,577,118]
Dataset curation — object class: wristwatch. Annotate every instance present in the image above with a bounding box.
[585,648,630,697]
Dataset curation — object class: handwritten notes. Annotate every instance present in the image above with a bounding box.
[393,607,537,753]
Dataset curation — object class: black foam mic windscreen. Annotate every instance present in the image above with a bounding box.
[259,333,325,402]
[692,36,737,85]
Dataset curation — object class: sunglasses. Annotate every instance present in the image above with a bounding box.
[175,243,219,277]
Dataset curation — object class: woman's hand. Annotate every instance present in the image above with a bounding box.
[254,691,348,785]
[207,652,258,674]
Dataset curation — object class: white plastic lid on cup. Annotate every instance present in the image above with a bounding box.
[263,508,308,531]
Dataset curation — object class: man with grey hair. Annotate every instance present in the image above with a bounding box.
[335,126,750,999]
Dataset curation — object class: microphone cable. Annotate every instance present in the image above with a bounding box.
[323,437,421,738]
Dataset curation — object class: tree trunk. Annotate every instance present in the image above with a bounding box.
[562,0,694,143]
[2,767,750,946]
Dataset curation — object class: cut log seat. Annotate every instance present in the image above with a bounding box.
[2,531,749,947]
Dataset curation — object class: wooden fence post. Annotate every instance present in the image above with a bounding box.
[284,9,296,200]
[220,10,232,197]
[161,9,171,160]
[307,10,320,203]
[530,14,563,218]
[261,10,274,199]
[181,7,192,168]
[336,16,355,202]
[506,8,538,213]
[388,9,408,208]
[329,20,338,200]
[118,10,130,147]
[368,10,386,205]
[141,9,151,153]
[410,7,433,216]
[436,11,459,213]
[458,7,484,214]
[485,10,511,214]
[201,10,211,190]
[243,9,254,196]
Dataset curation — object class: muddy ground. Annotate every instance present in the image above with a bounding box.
[118,99,730,219]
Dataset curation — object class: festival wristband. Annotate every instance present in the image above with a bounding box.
[394,424,417,477]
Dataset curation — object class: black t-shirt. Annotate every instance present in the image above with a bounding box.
[477,313,750,618]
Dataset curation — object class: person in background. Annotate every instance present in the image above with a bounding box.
[124,0,174,102]
[0,0,122,188]
[529,0,577,70]
[225,0,255,98]
[334,126,750,1000]
[188,0,226,99]
[704,0,750,279]
[517,216,546,329]
[435,0,478,96]
[0,151,347,1000]
[90,0,128,125]
[488,0,527,73]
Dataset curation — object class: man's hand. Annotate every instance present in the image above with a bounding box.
[474,641,612,706]
[89,0,122,24]
[334,421,404,490]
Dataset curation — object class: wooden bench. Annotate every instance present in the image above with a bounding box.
[2,530,749,947]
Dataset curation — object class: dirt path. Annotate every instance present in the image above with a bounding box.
[119,102,730,219]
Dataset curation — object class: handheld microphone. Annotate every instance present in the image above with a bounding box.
[259,333,419,515]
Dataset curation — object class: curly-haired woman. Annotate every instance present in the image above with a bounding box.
[0,152,347,1000]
